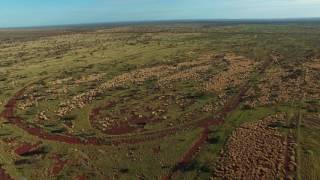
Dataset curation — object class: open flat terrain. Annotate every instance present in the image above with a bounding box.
[0,22,319,179]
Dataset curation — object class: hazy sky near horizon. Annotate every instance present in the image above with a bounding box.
[1,0,320,27]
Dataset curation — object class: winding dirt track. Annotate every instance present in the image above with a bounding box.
[0,85,217,146]
[163,58,274,180]
[0,57,273,180]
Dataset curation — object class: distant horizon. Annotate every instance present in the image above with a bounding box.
[1,17,320,29]
[1,0,320,28]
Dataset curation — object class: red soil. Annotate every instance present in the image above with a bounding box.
[0,166,13,180]
[163,119,223,180]
[163,59,273,180]
[49,153,68,176]
[104,124,136,135]
[0,89,178,145]
[1,77,229,147]
[14,142,42,156]
[74,175,88,180]
[90,102,160,135]
[0,83,193,146]
[0,87,103,145]
[0,57,273,180]
[90,106,137,135]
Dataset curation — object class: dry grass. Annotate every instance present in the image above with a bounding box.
[55,52,226,116]
[204,54,255,93]
[213,113,296,180]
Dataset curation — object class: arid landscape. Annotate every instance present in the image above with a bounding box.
[0,22,319,179]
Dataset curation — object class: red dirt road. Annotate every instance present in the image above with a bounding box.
[0,85,219,146]
[163,59,273,180]
[0,57,273,180]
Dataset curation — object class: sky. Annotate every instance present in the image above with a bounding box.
[1,0,320,28]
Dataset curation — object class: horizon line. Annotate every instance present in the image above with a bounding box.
[1,17,320,30]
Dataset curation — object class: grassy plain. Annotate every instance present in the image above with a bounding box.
[0,22,319,179]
